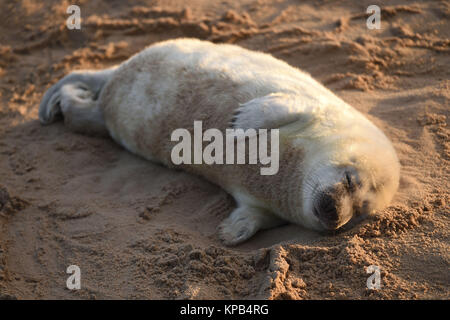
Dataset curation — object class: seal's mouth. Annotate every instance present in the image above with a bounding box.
[313,208,342,230]
[338,212,370,232]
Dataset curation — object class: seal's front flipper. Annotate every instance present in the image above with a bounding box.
[230,93,315,130]
[218,206,285,246]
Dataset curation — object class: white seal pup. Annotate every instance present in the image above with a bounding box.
[39,38,400,245]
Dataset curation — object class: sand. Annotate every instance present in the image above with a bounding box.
[0,0,448,299]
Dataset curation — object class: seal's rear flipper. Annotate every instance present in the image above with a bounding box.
[230,93,315,130]
[57,82,111,136]
[39,68,116,136]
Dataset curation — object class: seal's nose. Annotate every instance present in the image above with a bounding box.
[313,191,342,229]
[319,193,339,223]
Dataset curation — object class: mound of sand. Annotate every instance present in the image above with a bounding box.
[0,0,448,299]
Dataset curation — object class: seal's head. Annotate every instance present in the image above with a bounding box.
[300,120,400,231]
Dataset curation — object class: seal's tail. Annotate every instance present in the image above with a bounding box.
[39,67,116,136]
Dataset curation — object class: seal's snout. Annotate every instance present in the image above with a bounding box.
[320,193,338,220]
[313,184,353,230]
[315,192,340,229]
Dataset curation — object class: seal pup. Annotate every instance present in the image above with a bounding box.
[39,38,400,245]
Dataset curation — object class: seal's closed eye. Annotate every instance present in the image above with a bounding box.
[344,168,360,192]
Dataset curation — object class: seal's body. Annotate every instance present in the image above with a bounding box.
[39,39,400,245]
